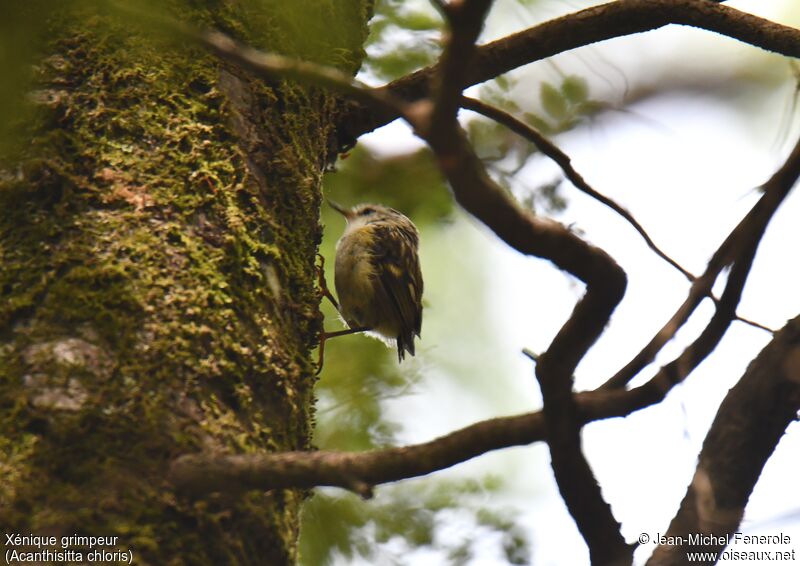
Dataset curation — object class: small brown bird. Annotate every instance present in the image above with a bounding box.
[327,201,423,361]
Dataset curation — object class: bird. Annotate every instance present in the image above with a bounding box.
[320,201,423,363]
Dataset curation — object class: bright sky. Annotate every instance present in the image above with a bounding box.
[346,1,800,564]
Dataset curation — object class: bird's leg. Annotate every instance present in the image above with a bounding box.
[316,253,339,311]
[315,326,370,375]
[315,256,373,372]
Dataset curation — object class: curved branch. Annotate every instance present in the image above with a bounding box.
[170,411,545,497]
[455,127,637,563]
[611,226,763,416]
[338,0,800,143]
[447,0,800,89]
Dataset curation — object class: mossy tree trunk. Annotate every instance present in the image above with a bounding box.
[0,2,371,563]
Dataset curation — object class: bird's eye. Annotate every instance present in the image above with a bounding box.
[359,207,375,215]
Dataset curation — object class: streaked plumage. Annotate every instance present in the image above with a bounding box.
[330,202,423,361]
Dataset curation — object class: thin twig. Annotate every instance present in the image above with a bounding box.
[521,348,539,363]
[730,311,776,334]
[462,96,695,280]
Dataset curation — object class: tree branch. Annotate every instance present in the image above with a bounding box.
[166,384,667,497]
[338,0,800,144]
[647,314,800,565]
[602,133,800,390]
[192,30,405,117]
[428,0,494,133]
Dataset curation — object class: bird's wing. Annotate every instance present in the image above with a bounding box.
[373,224,423,358]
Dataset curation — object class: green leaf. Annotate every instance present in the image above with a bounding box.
[401,12,442,32]
[577,99,608,115]
[522,112,552,135]
[561,75,589,104]
[540,82,567,120]
[495,74,511,92]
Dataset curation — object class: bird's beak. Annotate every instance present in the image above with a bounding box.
[327,199,353,220]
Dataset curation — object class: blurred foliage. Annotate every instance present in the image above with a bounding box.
[536,75,604,133]
[300,478,530,566]
[360,0,443,82]
[307,133,537,565]
[360,0,558,82]
[465,72,603,214]
[324,146,453,224]
[313,335,417,451]
[307,138,536,565]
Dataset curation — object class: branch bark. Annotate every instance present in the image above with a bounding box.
[110,3,408,122]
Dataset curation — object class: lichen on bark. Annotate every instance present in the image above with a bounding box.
[0,2,372,564]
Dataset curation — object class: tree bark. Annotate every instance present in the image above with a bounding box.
[0,3,371,564]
